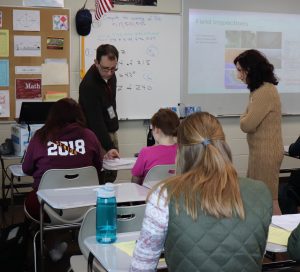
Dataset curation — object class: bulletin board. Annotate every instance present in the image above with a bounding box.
[0,5,70,120]
[81,11,180,120]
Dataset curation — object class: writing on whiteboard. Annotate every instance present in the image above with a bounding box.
[82,12,180,119]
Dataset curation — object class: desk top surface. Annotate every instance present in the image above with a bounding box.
[85,230,286,272]
[85,232,140,272]
[37,183,149,209]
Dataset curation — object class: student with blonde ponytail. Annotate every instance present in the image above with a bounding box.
[130,112,272,272]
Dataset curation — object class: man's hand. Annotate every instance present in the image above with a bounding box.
[104,149,120,160]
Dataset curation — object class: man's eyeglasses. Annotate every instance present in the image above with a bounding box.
[98,63,118,73]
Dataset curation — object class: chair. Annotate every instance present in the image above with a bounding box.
[38,166,99,224]
[24,166,99,272]
[142,164,176,189]
[70,203,146,272]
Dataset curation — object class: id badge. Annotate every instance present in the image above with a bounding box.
[107,106,116,119]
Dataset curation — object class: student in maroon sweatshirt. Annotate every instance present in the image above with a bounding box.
[22,98,118,220]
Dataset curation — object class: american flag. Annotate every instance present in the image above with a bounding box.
[95,0,114,20]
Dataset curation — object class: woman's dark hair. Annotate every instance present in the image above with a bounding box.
[233,49,278,92]
[151,108,180,137]
[96,44,119,62]
[35,98,86,143]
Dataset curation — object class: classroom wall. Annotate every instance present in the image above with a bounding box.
[0,0,300,182]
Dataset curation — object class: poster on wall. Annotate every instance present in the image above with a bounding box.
[114,0,157,6]
[0,11,2,28]
[23,0,64,7]
[15,78,41,99]
[47,37,64,50]
[15,66,41,74]
[14,35,41,57]
[0,90,10,117]
[13,9,40,31]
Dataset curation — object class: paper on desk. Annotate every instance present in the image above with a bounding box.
[114,240,135,256]
[272,214,300,231]
[104,158,136,167]
[114,240,166,265]
[268,226,291,246]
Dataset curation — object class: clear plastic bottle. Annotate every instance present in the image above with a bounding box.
[95,183,117,244]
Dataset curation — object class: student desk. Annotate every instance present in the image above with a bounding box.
[37,183,149,272]
[85,217,300,272]
[1,155,29,206]
[280,146,300,174]
[84,231,288,272]
[84,232,167,272]
[1,157,136,203]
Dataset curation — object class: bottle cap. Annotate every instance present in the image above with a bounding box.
[94,183,115,198]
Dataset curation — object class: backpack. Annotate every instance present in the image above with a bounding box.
[0,138,14,155]
[0,223,28,271]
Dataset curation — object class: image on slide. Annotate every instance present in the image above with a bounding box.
[224,30,282,89]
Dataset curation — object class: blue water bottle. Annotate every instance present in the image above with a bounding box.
[95,183,117,243]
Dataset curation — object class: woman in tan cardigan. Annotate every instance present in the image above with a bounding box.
[234,49,283,214]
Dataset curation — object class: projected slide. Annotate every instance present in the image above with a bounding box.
[188,9,300,94]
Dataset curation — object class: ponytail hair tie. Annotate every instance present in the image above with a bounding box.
[202,138,211,147]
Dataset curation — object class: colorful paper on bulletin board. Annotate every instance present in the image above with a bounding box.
[47,37,64,50]
[53,15,68,31]
[0,30,9,57]
[0,60,9,87]
[45,91,67,101]
[0,90,10,117]
[268,226,291,246]
[16,78,42,99]
[0,11,3,27]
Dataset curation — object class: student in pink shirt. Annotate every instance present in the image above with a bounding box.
[131,108,179,185]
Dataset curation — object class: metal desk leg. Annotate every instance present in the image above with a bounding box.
[10,174,15,224]
[10,174,14,206]
[40,200,45,272]
[1,157,5,201]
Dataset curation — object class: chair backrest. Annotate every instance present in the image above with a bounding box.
[38,166,99,224]
[143,164,176,189]
[38,166,99,190]
[79,203,146,258]
[117,204,146,233]
[78,208,96,258]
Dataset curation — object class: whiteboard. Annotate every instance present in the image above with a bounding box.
[81,12,181,119]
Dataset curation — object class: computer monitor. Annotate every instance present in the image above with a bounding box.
[18,102,55,124]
